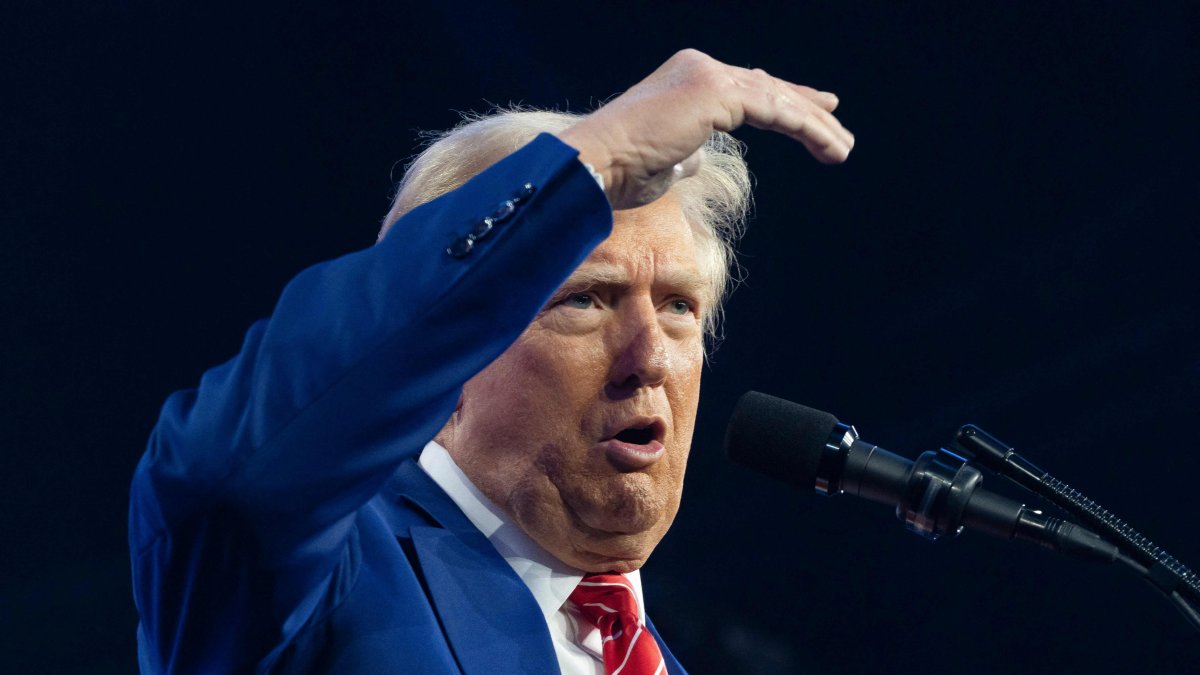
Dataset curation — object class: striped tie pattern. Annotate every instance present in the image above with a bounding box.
[569,574,666,675]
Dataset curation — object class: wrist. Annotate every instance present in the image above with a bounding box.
[556,126,614,200]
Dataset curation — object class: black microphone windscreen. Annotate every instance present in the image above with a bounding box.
[724,391,840,491]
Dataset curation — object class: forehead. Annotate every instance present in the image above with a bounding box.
[578,197,705,283]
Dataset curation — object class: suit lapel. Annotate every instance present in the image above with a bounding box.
[382,460,560,675]
[646,615,688,675]
[381,460,689,674]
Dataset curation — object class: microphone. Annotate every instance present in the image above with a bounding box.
[725,391,1117,562]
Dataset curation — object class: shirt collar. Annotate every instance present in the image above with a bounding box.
[418,440,645,621]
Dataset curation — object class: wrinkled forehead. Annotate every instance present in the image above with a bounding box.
[574,198,713,299]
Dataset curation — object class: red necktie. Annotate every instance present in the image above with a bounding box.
[569,573,666,675]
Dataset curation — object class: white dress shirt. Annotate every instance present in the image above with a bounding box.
[419,441,647,675]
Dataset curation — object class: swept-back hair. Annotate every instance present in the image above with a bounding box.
[379,107,751,341]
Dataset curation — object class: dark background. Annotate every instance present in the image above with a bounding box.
[4,1,1199,673]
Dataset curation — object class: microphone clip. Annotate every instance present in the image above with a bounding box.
[900,448,981,541]
[814,421,986,541]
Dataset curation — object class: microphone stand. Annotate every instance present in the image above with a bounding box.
[951,425,1200,634]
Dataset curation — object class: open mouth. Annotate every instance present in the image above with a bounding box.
[613,425,657,445]
[603,417,666,447]
[601,419,667,471]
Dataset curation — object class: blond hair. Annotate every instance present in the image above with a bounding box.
[379,108,751,340]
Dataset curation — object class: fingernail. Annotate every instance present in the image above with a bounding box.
[818,91,839,104]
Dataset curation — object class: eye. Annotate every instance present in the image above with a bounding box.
[666,299,694,315]
[561,292,596,310]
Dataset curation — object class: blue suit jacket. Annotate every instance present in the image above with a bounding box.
[129,134,688,674]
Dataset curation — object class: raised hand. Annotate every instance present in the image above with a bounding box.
[558,49,855,210]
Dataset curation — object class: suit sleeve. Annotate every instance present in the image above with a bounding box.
[128,133,612,673]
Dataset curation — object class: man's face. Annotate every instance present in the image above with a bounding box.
[442,195,708,573]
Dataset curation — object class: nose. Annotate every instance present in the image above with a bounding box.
[604,303,669,400]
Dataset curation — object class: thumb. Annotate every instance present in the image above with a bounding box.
[624,148,705,210]
[675,148,703,181]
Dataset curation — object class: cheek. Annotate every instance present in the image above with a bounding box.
[517,327,612,394]
[662,339,704,478]
[668,339,704,420]
[462,330,608,437]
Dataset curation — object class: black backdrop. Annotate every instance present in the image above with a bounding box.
[4,1,1199,673]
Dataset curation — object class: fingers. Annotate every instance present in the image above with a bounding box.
[789,83,840,112]
[729,66,855,163]
[816,92,840,112]
[794,93,856,162]
[770,76,855,162]
[557,50,854,211]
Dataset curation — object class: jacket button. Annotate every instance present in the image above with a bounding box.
[518,183,536,199]
[490,199,516,223]
[446,237,474,258]
[469,218,495,240]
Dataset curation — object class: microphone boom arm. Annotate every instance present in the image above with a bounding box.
[952,424,1200,625]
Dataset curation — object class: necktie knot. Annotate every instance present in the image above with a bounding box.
[569,574,665,675]
[569,573,641,624]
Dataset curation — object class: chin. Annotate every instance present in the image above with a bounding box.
[564,527,666,573]
[585,557,646,574]
[574,473,674,531]
[508,472,678,572]
[567,544,650,574]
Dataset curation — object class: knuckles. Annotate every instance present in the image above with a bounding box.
[663,48,724,93]
[666,48,711,68]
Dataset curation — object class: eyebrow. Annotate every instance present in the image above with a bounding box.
[560,263,710,299]
[560,264,626,288]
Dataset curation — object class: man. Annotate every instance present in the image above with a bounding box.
[129,49,853,673]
